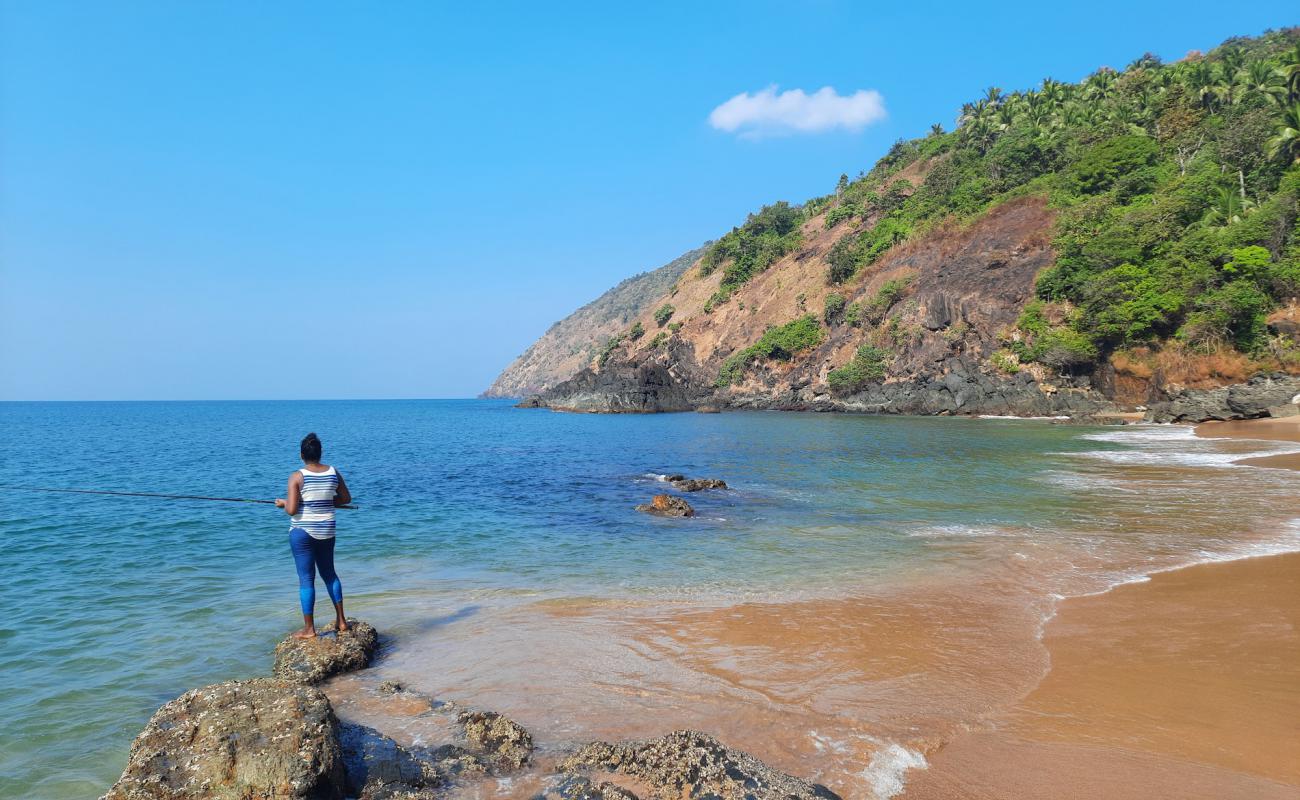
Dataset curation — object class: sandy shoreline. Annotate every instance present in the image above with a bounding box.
[904,417,1300,799]
[1197,414,1300,470]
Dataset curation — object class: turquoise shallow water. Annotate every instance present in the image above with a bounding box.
[2,400,1298,798]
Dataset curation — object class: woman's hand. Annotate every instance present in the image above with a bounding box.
[275,498,286,508]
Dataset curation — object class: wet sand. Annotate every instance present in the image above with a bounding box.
[902,553,1300,800]
[1198,415,1300,470]
[905,417,1300,799]
[328,580,1053,798]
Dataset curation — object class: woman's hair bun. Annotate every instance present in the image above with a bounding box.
[300,432,323,461]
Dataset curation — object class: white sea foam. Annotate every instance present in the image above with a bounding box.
[859,740,928,799]
[1064,424,1300,468]
[907,523,1014,538]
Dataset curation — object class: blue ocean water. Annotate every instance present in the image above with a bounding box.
[2,400,1297,799]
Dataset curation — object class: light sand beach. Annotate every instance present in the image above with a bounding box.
[905,416,1300,799]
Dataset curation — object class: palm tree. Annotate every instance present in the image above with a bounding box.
[1202,186,1250,226]
[1217,47,1245,81]
[1268,102,1300,164]
[1240,60,1285,105]
[1127,52,1161,72]
[929,123,944,137]
[958,101,978,128]
[1084,68,1116,101]
[1185,61,1219,111]
[995,103,1017,132]
[983,86,1003,106]
[1280,42,1300,103]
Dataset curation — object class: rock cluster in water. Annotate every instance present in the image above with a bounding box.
[635,494,695,517]
[662,475,728,492]
[561,730,841,800]
[103,619,839,800]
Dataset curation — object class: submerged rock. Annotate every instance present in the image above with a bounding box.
[273,618,379,685]
[341,723,441,800]
[635,494,695,517]
[457,710,534,770]
[670,477,727,492]
[561,730,840,800]
[101,678,345,800]
[545,775,641,800]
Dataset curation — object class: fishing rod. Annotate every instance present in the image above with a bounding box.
[0,485,358,509]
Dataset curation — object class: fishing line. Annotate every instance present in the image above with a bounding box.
[0,485,357,509]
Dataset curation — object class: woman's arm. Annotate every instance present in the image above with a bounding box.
[334,471,352,506]
[274,472,303,515]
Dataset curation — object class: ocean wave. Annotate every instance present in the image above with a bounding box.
[1063,424,1300,468]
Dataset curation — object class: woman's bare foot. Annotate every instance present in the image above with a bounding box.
[335,618,350,633]
[291,626,317,639]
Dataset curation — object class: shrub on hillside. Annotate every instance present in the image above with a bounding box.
[824,292,847,324]
[1076,263,1185,346]
[716,316,824,387]
[827,344,891,394]
[654,303,675,327]
[1178,280,1271,352]
[700,202,802,307]
[1072,135,1161,196]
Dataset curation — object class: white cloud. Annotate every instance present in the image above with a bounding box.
[708,85,886,138]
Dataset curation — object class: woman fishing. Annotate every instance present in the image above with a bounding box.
[275,432,353,639]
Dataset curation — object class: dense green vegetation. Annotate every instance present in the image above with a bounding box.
[715,315,825,387]
[654,303,675,326]
[791,31,1300,374]
[827,344,892,394]
[700,201,803,312]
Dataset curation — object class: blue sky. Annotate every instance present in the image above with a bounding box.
[0,2,1290,399]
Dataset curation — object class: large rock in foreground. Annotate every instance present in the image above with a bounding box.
[101,678,345,800]
[273,619,379,685]
[561,730,841,800]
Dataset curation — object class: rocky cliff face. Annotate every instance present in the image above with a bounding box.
[530,195,1112,417]
[483,246,707,398]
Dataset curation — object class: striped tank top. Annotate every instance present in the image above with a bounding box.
[291,466,339,539]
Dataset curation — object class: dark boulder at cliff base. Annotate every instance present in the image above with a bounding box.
[1146,373,1300,423]
[101,678,346,800]
[635,494,695,517]
[272,618,379,685]
[560,730,841,800]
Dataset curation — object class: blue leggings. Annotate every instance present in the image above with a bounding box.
[290,527,343,616]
